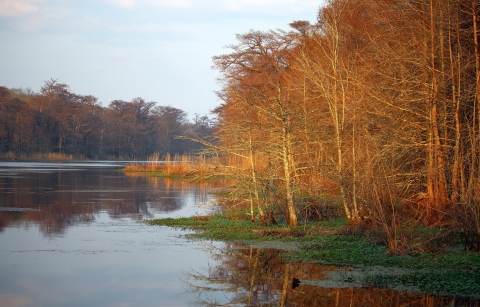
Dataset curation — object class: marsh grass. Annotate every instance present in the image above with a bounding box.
[124,153,221,178]
[147,210,480,297]
[147,210,480,270]
[0,152,75,161]
[147,213,479,267]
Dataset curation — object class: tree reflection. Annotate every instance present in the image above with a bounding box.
[0,168,220,236]
[185,242,480,307]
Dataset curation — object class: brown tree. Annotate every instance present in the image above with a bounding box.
[213,30,302,226]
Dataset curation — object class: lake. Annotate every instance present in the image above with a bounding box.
[0,162,478,307]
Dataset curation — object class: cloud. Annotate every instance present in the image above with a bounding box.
[0,0,38,16]
[108,22,192,37]
[0,293,33,307]
[219,0,320,14]
[104,0,318,11]
[10,11,62,32]
[106,0,136,9]
[105,0,191,9]
[144,0,191,8]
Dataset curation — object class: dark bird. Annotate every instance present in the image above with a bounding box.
[292,277,300,289]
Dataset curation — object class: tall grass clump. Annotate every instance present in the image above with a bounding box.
[124,153,221,177]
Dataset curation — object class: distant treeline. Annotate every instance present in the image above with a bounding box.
[0,80,214,159]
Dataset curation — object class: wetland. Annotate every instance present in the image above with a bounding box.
[0,162,479,306]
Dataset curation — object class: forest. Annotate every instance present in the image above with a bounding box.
[207,0,480,253]
[0,80,214,159]
[3,0,480,254]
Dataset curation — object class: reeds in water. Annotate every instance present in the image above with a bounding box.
[124,153,219,177]
[0,152,75,161]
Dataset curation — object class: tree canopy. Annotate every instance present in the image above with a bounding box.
[0,79,214,159]
[211,0,480,251]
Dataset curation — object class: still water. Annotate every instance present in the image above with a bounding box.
[0,161,228,307]
[0,162,478,307]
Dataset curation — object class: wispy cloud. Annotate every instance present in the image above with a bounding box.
[0,0,38,16]
[0,293,33,307]
[9,10,64,32]
[0,0,322,116]
[105,0,191,9]
[106,0,136,9]
[144,0,191,8]
[219,0,320,14]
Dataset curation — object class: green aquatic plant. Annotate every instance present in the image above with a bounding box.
[147,214,480,297]
[366,270,480,297]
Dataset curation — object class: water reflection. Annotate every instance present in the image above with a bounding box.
[0,163,222,237]
[187,242,480,307]
[124,173,224,212]
[2,163,478,306]
[0,162,235,307]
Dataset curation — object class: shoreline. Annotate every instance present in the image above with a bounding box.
[147,214,480,299]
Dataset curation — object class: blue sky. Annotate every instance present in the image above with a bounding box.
[0,0,324,118]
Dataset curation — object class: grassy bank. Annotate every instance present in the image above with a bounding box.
[0,152,76,161]
[147,213,480,298]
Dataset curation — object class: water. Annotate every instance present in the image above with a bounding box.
[0,161,228,307]
[0,162,478,307]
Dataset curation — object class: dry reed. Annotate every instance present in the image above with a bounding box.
[124,153,220,177]
[0,152,75,161]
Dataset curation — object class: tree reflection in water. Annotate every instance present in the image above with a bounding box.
[185,242,479,307]
[0,167,224,237]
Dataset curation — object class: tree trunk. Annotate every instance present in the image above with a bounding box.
[248,128,267,226]
[282,119,297,227]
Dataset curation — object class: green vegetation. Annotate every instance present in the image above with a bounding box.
[149,215,269,240]
[147,213,480,298]
[366,271,480,297]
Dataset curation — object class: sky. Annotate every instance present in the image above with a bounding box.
[0,0,324,119]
